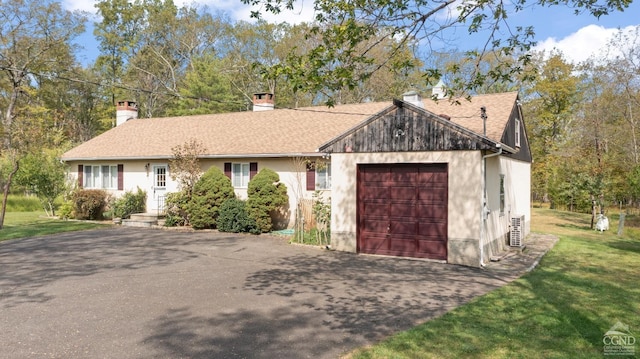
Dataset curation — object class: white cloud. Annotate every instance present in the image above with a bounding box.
[62,0,98,14]
[533,24,637,64]
[211,0,316,24]
[63,0,316,24]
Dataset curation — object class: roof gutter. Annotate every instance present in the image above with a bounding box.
[61,152,325,162]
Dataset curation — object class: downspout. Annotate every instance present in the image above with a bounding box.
[480,144,502,267]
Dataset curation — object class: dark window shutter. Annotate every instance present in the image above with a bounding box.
[306,165,315,191]
[249,162,258,179]
[224,162,232,179]
[78,165,84,188]
[117,164,124,190]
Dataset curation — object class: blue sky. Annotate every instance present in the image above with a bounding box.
[66,0,640,66]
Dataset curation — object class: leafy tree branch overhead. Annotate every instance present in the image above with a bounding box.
[242,0,632,103]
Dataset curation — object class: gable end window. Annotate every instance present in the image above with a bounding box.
[515,118,521,148]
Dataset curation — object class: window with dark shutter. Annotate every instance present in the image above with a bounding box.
[224,162,232,179]
[117,164,124,190]
[306,164,315,191]
[78,165,84,188]
[249,162,258,179]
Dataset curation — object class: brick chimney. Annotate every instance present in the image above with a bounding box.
[252,93,275,112]
[116,101,138,126]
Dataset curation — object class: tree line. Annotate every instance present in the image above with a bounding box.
[524,27,640,212]
[0,0,636,228]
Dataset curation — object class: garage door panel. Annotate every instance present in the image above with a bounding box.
[391,167,417,184]
[390,186,416,200]
[420,163,448,173]
[389,203,415,218]
[360,167,390,182]
[391,221,417,235]
[359,235,388,252]
[361,219,389,233]
[360,186,389,200]
[416,205,447,219]
[418,222,447,236]
[363,202,390,217]
[417,189,447,202]
[389,238,418,253]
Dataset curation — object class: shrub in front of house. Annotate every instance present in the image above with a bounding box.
[246,168,289,233]
[185,167,235,229]
[58,200,74,219]
[217,198,260,234]
[112,187,146,219]
[164,190,190,226]
[72,189,107,220]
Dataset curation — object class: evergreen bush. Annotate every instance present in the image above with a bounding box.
[112,188,146,219]
[217,198,259,234]
[185,167,235,229]
[72,189,107,220]
[247,168,289,233]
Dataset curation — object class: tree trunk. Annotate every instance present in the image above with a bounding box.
[0,159,20,229]
[590,199,596,230]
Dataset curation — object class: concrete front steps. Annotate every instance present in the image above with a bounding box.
[121,213,165,228]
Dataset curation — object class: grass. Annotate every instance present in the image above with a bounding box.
[3,194,42,212]
[0,211,108,242]
[347,208,640,359]
[289,227,331,246]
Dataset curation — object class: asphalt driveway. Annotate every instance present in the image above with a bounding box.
[1,227,524,359]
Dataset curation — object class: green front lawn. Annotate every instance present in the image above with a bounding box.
[0,211,108,242]
[348,208,640,358]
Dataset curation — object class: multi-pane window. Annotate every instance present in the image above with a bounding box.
[232,163,250,188]
[84,165,118,189]
[316,164,332,190]
[154,166,167,188]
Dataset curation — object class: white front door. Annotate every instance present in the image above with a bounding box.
[151,165,168,214]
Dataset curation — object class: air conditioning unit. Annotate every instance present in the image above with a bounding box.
[510,215,525,247]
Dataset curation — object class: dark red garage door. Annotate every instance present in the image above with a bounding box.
[357,163,448,260]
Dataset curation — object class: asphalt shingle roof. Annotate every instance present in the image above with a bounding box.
[61,92,518,160]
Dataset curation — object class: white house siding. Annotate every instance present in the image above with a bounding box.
[67,157,324,227]
[65,160,178,214]
[198,157,326,229]
[483,156,531,264]
[329,151,483,267]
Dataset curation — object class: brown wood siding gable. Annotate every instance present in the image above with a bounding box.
[320,105,496,153]
[500,105,533,163]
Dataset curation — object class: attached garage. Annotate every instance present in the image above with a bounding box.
[357,163,448,260]
[319,91,532,267]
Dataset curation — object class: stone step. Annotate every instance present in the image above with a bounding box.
[129,213,163,221]
[121,219,157,228]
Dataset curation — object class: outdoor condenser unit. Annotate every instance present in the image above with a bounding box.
[510,215,525,247]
